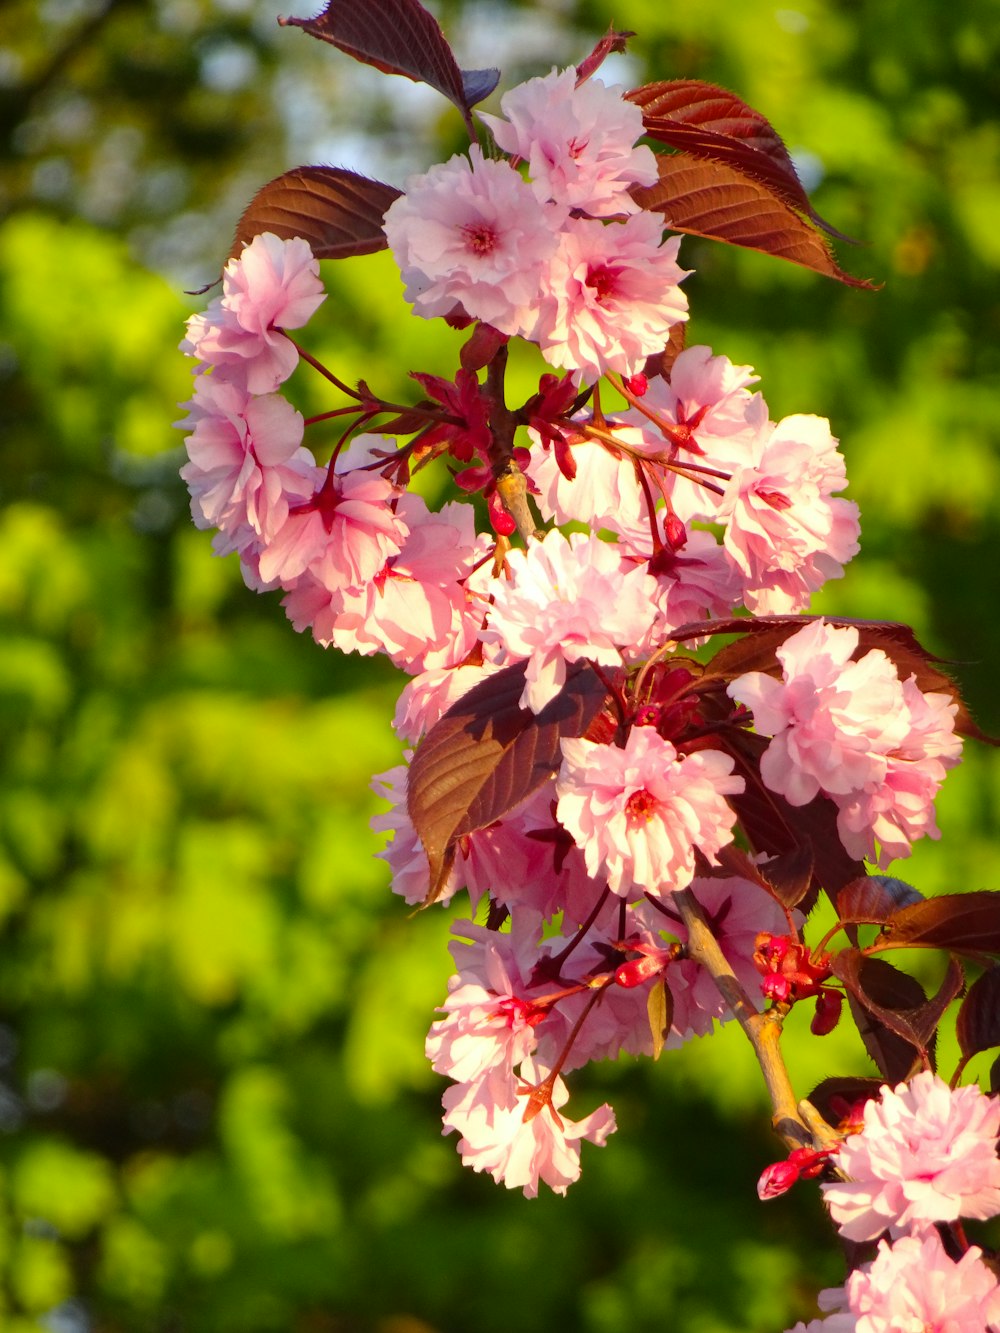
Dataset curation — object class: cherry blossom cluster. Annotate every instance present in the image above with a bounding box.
[780,1072,1000,1330]
[384,67,688,381]
[178,35,998,1329]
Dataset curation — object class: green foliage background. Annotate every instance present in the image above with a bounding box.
[0,0,998,1329]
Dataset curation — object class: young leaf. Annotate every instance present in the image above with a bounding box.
[407,660,608,904]
[878,891,1000,958]
[230,166,401,262]
[836,875,924,926]
[807,1075,885,1127]
[631,153,876,289]
[647,977,673,1061]
[834,952,928,1082]
[956,965,1000,1062]
[626,80,851,241]
[279,0,499,120]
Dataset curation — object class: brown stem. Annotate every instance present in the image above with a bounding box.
[672,887,816,1151]
[487,346,541,542]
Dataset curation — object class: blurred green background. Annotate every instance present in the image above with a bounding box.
[1,0,998,1329]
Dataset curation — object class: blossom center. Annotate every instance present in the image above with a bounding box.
[462,222,499,256]
[585,263,619,304]
[625,787,659,824]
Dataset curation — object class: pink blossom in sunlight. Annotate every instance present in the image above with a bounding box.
[257,467,408,591]
[480,66,657,217]
[555,726,744,899]
[788,1231,1000,1332]
[730,620,962,864]
[383,146,562,336]
[534,212,689,380]
[482,529,657,714]
[181,233,325,393]
[441,1055,616,1198]
[821,1070,1000,1241]
[178,375,317,553]
[729,620,909,807]
[722,413,859,612]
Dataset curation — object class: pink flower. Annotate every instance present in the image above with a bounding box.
[480,66,657,218]
[730,621,962,864]
[722,414,860,612]
[789,1231,1000,1332]
[821,1070,1000,1241]
[257,466,408,591]
[441,1056,616,1198]
[729,621,909,806]
[483,529,657,713]
[382,146,562,337]
[178,375,316,552]
[555,726,744,899]
[181,233,326,393]
[533,212,689,380]
[426,916,545,1093]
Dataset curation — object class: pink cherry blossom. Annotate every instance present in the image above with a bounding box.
[483,528,657,714]
[729,621,909,806]
[441,1056,616,1198]
[555,726,744,899]
[721,413,860,612]
[181,233,326,393]
[426,916,546,1096]
[382,146,562,337]
[393,663,500,745]
[730,620,962,864]
[257,465,408,591]
[533,211,689,380]
[178,374,317,553]
[479,66,657,218]
[789,1231,1000,1332]
[619,344,769,525]
[821,1070,1000,1241]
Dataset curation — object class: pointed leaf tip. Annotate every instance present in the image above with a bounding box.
[407,660,609,904]
[230,165,401,263]
[280,0,493,114]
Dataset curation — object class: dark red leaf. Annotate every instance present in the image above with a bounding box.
[373,403,436,435]
[956,965,1000,1061]
[626,80,852,242]
[720,729,862,902]
[879,891,1000,958]
[230,166,401,261]
[407,660,608,904]
[715,842,813,911]
[834,951,928,1081]
[631,153,876,289]
[836,875,925,926]
[641,319,688,382]
[279,0,498,118]
[807,1076,885,1128]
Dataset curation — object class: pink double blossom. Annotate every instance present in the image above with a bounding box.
[479,66,657,217]
[533,211,689,380]
[441,1055,616,1198]
[729,620,962,865]
[382,146,562,337]
[178,374,316,554]
[787,1230,1000,1332]
[821,1069,1000,1241]
[555,726,744,899]
[483,529,657,714]
[181,232,326,393]
[722,413,860,612]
